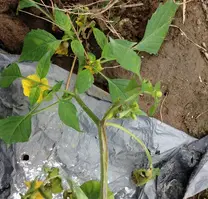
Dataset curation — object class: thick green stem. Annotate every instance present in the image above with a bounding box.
[74,94,100,126]
[74,95,108,198]
[106,122,153,168]
[98,121,108,199]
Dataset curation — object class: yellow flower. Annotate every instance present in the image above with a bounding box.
[84,60,103,74]
[55,41,69,56]
[25,181,44,199]
[22,74,49,103]
[84,65,95,74]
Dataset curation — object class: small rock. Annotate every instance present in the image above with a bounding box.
[202,42,207,48]
[197,19,202,25]
[0,14,29,53]
[204,52,208,60]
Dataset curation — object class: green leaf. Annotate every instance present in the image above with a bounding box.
[58,100,80,131]
[102,43,115,61]
[0,116,31,144]
[125,78,140,96]
[154,82,161,91]
[76,70,94,94]
[42,90,54,101]
[29,86,41,105]
[114,39,137,48]
[134,0,178,54]
[110,38,141,75]
[50,177,63,194]
[80,180,114,199]
[19,29,61,61]
[68,180,88,199]
[141,80,154,94]
[54,7,72,36]
[125,78,139,92]
[52,81,63,92]
[46,167,59,178]
[44,167,63,194]
[108,79,130,102]
[88,53,96,61]
[101,40,136,61]
[93,28,108,50]
[0,63,22,88]
[71,40,85,70]
[36,51,53,79]
[17,0,39,11]
[39,186,52,199]
[149,100,160,116]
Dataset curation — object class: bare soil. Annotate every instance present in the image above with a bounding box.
[140,1,208,138]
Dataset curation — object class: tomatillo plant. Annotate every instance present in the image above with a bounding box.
[0,0,178,198]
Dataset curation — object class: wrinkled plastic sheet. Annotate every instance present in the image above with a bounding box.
[0,51,208,199]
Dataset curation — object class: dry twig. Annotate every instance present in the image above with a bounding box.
[160,92,168,122]
[66,56,77,90]
[196,110,208,119]
[183,0,186,24]
[170,25,207,52]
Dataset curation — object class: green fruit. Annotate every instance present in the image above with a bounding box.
[156,91,162,98]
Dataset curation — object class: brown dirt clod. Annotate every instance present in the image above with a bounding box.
[0,14,29,53]
[0,0,18,14]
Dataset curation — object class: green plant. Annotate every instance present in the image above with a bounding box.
[0,0,178,198]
